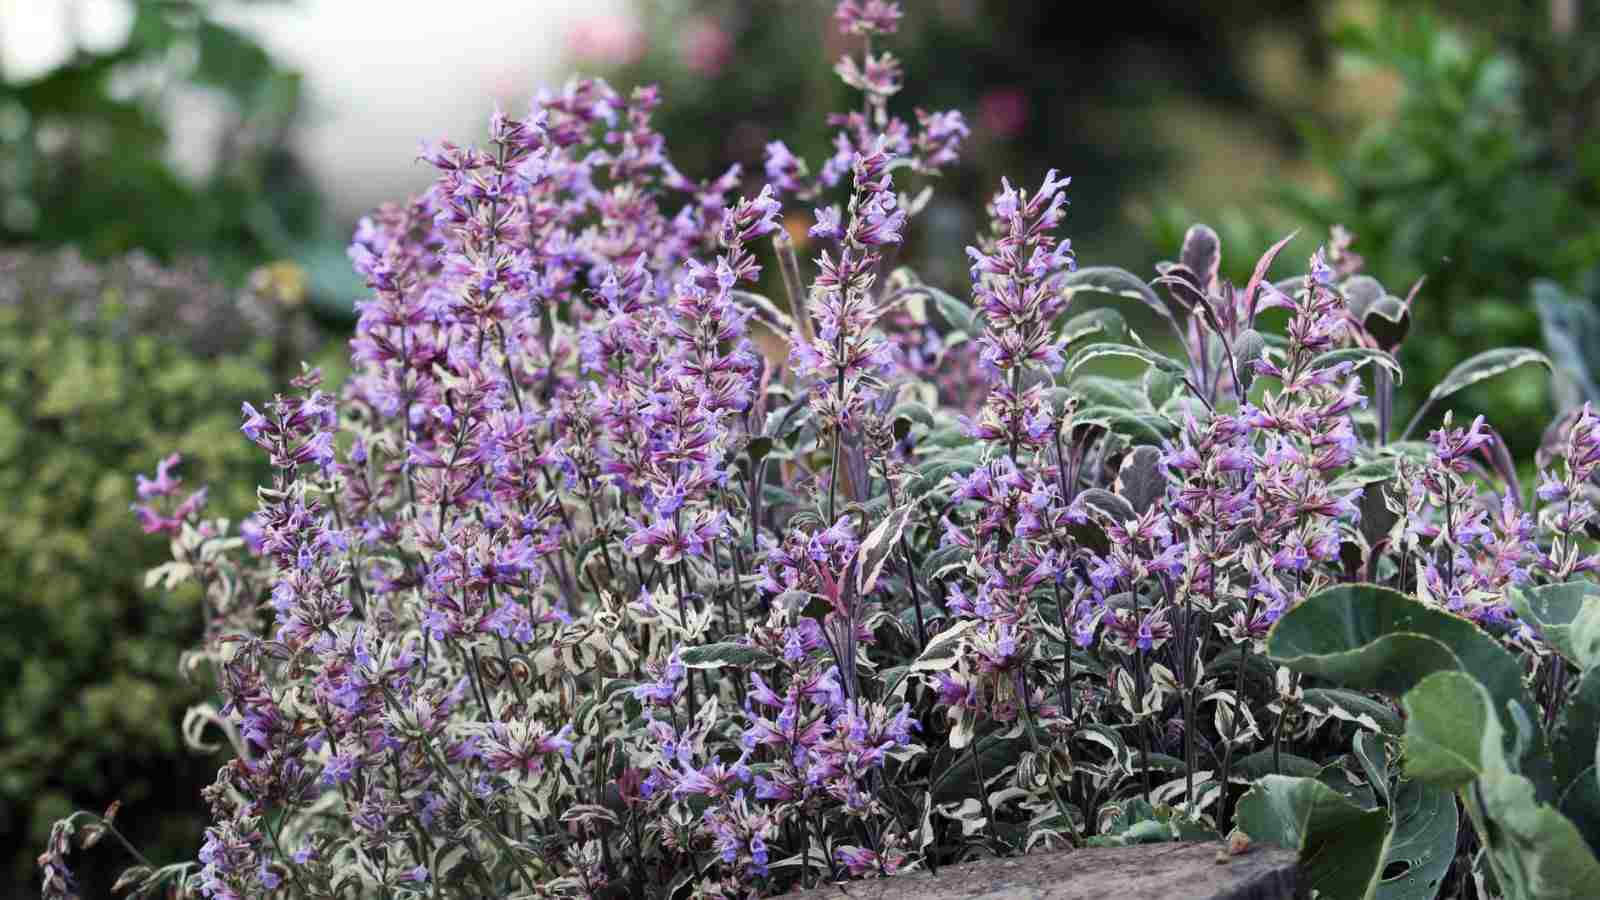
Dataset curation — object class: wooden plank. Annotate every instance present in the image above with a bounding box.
[782,842,1297,900]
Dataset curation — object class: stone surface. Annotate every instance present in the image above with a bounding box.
[783,842,1298,900]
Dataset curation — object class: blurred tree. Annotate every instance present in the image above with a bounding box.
[0,250,327,898]
[1281,5,1600,453]
[0,0,361,318]
[572,0,1323,286]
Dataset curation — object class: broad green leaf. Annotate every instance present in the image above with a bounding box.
[1071,405,1176,446]
[1429,347,1551,403]
[1402,671,1494,789]
[890,401,937,432]
[679,643,778,670]
[1402,672,1600,897]
[1237,774,1389,900]
[1378,778,1458,900]
[1513,581,1600,668]
[1267,584,1533,748]
[1066,342,1185,380]
[1557,766,1600,859]
[1476,762,1600,898]
[1572,602,1600,672]
[1143,367,1181,409]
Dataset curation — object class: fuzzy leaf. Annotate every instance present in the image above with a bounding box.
[933,729,1025,803]
[1302,687,1402,735]
[1114,445,1165,514]
[1553,667,1600,790]
[1180,224,1221,293]
[1071,405,1176,446]
[1344,275,1386,320]
[1354,731,1391,806]
[1069,375,1147,409]
[1365,295,1411,352]
[1057,307,1127,345]
[1231,750,1324,781]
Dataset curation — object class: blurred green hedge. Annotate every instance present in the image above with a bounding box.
[0,250,317,894]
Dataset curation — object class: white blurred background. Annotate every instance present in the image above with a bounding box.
[1,0,631,220]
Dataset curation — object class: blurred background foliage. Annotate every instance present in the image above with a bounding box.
[588,0,1600,454]
[0,248,334,893]
[0,0,361,318]
[1,0,1598,895]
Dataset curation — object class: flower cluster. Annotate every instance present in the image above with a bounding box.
[48,3,1600,900]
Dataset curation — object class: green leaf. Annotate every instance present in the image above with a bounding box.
[1071,405,1176,446]
[1553,667,1600,790]
[1059,266,1177,331]
[1557,766,1600,860]
[1237,774,1389,900]
[932,729,1024,803]
[1429,347,1551,403]
[1402,671,1493,789]
[1066,342,1185,380]
[1572,603,1600,673]
[1057,307,1127,345]
[1476,762,1600,898]
[1512,581,1600,668]
[890,401,937,432]
[1355,731,1391,806]
[1069,375,1148,409]
[1378,778,1458,900]
[922,284,981,338]
[1404,347,1551,437]
[1303,687,1403,735]
[1400,671,1600,895]
[679,643,778,670]
[1266,584,1534,753]
[1231,750,1324,780]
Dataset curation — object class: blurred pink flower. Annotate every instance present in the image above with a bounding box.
[978,86,1029,139]
[680,16,733,77]
[567,13,648,67]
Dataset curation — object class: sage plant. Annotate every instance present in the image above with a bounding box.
[43,3,1600,899]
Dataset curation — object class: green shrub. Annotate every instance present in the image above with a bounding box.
[0,250,314,893]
